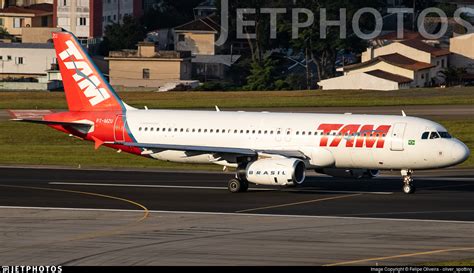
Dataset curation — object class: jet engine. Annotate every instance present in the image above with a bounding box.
[317,168,380,179]
[242,158,306,186]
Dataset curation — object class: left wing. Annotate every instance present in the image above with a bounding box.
[107,142,308,159]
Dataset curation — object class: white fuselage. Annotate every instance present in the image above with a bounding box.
[124,110,469,171]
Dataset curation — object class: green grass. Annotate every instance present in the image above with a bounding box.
[422,260,474,266]
[0,118,472,170]
[0,121,220,171]
[0,88,473,110]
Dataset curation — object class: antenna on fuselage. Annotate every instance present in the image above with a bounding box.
[402,110,407,117]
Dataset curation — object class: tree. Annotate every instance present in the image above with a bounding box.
[291,0,381,82]
[243,57,279,90]
[102,15,146,53]
[142,0,202,31]
[438,67,467,86]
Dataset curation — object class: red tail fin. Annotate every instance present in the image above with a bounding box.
[53,32,123,112]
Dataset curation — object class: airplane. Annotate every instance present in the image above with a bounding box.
[13,32,470,194]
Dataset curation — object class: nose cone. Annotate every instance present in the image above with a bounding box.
[451,140,470,165]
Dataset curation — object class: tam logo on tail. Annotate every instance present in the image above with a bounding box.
[53,32,123,112]
[58,40,110,106]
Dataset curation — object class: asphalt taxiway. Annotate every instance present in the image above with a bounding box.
[0,167,473,266]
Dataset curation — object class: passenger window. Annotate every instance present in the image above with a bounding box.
[421,132,429,139]
[139,127,142,131]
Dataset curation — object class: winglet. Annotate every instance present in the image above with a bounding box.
[91,136,104,150]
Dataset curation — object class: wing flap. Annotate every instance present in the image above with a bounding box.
[110,142,257,156]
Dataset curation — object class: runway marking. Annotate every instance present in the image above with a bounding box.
[0,184,149,222]
[342,209,474,217]
[0,206,473,224]
[325,247,474,266]
[48,182,393,195]
[419,183,474,190]
[49,182,274,191]
[0,184,150,244]
[235,194,362,213]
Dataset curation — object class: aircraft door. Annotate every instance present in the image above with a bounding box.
[391,123,407,151]
[114,115,126,142]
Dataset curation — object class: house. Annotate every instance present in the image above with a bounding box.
[174,16,219,56]
[0,4,53,38]
[449,33,474,73]
[106,42,193,88]
[0,42,61,90]
[192,54,240,81]
[318,70,412,91]
[370,30,424,47]
[21,26,60,43]
[52,0,143,47]
[361,39,450,84]
[1,0,53,9]
[320,53,435,90]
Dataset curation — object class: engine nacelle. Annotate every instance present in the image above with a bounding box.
[317,169,380,179]
[244,158,306,186]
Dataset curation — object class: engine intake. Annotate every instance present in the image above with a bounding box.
[244,158,306,186]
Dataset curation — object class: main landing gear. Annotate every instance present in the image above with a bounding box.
[228,178,249,193]
[401,169,416,194]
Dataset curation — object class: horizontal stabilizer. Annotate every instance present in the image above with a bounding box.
[11,119,93,130]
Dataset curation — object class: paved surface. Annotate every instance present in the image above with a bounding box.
[0,167,473,265]
[2,105,474,121]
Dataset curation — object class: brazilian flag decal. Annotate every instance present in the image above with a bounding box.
[408,140,416,146]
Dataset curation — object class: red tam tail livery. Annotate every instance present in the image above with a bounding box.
[53,32,123,112]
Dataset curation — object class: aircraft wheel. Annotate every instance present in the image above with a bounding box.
[403,183,416,194]
[228,179,248,193]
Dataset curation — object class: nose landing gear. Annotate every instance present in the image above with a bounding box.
[401,170,416,194]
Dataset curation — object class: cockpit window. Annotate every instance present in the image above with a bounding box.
[430,132,440,139]
[421,132,429,139]
[438,132,452,139]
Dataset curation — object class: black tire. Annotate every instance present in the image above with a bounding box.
[403,184,416,194]
[240,180,249,192]
[228,179,243,193]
